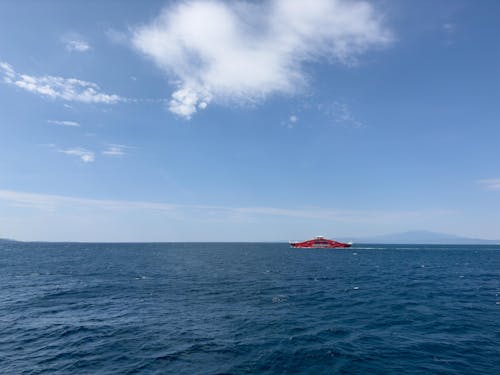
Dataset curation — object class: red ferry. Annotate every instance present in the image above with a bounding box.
[290,236,352,248]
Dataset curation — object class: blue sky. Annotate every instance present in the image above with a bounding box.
[1,0,499,241]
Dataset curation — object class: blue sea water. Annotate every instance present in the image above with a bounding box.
[0,242,498,374]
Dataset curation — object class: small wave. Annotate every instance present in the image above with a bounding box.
[272,295,288,303]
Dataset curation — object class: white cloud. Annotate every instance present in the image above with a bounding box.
[0,189,453,226]
[66,40,91,52]
[0,61,124,104]
[168,87,212,119]
[477,179,500,191]
[47,120,80,127]
[286,114,299,128]
[0,61,15,82]
[59,147,95,163]
[132,0,392,118]
[102,144,127,157]
[0,190,177,213]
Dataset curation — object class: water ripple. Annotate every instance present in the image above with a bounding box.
[0,242,498,374]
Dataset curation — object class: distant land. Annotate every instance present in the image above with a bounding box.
[348,230,500,245]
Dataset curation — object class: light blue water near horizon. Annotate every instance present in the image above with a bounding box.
[0,242,499,374]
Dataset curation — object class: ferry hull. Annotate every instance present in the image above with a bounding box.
[290,236,352,249]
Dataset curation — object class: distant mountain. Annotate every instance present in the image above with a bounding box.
[351,230,500,245]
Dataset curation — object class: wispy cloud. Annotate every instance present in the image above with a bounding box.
[102,144,127,157]
[0,61,15,82]
[47,120,80,127]
[327,101,365,128]
[0,61,124,104]
[0,190,175,213]
[106,28,129,46]
[66,40,91,52]
[132,0,393,118]
[286,114,299,128]
[442,23,456,34]
[0,189,453,225]
[442,22,457,45]
[59,147,95,163]
[477,179,500,191]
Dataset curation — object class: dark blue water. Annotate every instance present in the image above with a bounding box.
[1,243,498,374]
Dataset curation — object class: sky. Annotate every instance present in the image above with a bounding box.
[0,0,499,242]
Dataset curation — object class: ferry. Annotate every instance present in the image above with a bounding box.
[290,236,352,248]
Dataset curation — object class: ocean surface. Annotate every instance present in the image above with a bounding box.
[0,242,498,374]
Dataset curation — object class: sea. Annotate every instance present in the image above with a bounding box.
[0,242,498,374]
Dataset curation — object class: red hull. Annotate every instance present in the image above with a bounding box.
[290,236,351,248]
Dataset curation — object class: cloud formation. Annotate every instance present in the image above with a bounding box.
[0,62,123,104]
[47,120,80,127]
[327,101,364,128]
[102,144,127,157]
[0,189,452,226]
[477,179,500,191]
[132,0,392,118]
[66,40,91,52]
[59,147,95,163]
